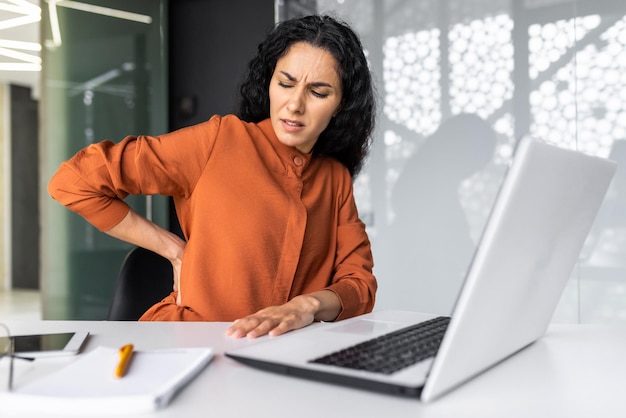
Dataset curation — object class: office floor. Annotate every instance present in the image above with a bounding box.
[0,289,41,320]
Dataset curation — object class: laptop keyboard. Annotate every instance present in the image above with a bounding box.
[309,316,450,375]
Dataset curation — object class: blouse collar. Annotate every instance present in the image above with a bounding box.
[258,118,314,178]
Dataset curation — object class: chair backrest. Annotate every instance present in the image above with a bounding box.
[107,247,173,321]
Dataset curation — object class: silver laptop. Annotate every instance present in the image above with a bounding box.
[226,136,617,402]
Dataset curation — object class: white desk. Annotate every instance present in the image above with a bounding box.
[1,319,626,418]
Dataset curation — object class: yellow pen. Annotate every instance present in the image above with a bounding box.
[115,344,134,378]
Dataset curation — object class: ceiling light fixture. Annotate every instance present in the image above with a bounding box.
[46,0,152,47]
[0,0,40,71]
[0,0,153,72]
[54,1,152,24]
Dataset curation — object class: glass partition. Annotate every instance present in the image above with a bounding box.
[40,1,168,319]
[280,0,626,323]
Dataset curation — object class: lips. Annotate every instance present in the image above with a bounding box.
[281,118,304,132]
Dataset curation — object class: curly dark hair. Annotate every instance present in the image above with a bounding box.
[237,14,376,177]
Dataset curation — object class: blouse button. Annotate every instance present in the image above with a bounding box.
[293,156,304,166]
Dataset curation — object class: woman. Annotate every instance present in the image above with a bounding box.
[48,14,377,338]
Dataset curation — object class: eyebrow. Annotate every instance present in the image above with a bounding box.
[279,71,334,89]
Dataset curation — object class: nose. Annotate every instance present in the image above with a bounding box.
[286,87,305,114]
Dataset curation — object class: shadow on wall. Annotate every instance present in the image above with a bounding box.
[375,113,497,315]
[583,140,626,268]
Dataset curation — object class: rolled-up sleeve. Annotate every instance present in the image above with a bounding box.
[48,116,221,231]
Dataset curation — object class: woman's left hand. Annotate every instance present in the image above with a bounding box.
[225,290,341,338]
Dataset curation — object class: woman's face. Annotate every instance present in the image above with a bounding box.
[269,42,342,153]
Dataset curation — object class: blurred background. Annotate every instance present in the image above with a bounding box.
[1,0,625,324]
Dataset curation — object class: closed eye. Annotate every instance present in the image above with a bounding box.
[278,81,330,99]
[311,90,329,98]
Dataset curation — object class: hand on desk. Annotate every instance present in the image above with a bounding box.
[225,290,341,338]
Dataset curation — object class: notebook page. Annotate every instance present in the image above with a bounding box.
[0,346,214,415]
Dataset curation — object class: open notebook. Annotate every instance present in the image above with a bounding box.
[226,136,617,402]
[0,346,213,415]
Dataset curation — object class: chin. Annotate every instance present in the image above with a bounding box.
[277,135,306,149]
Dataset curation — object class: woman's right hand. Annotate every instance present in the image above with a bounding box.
[105,208,186,305]
[159,230,185,305]
[171,251,184,305]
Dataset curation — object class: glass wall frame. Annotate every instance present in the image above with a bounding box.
[40,0,168,319]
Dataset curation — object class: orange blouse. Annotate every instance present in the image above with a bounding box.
[48,115,377,321]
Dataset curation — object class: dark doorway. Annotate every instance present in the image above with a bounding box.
[11,84,39,289]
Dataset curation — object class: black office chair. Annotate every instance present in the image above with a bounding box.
[107,247,174,321]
